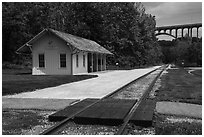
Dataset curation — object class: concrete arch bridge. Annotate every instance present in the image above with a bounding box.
[155,23,202,39]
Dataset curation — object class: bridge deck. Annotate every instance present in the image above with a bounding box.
[156,23,202,30]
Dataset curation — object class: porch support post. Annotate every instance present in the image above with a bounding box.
[91,53,93,72]
[181,28,184,38]
[96,53,98,72]
[102,54,105,71]
[101,54,103,71]
[100,54,103,71]
[104,55,106,71]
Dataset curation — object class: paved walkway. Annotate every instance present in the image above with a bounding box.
[3,66,161,110]
[3,66,161,100]
[185,67,202,70]
[156,101,202,119]
[2,98,78,111]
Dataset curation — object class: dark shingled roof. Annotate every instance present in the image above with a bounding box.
[16,28,113,55]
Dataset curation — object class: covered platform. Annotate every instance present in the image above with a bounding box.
[87,53,107,73]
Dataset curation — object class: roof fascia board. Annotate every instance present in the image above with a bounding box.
[16,29,48,53]
[26,29,48,45]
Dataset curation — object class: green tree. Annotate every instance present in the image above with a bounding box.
[2,2,162,68]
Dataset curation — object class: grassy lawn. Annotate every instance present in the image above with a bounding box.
[156,68,202,105]
[2,110,43,135]
[190,70,202,77]
[154,114,202,135]
[2,110,56,135]
[2,69,97,96]
[154,67,202,135]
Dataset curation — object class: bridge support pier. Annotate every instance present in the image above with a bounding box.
[187,28,190,37]
[181,28,184,37]
[175,29,178,38]
[196,27,199,38]
[169,29,172,35]
[190,28,192,37]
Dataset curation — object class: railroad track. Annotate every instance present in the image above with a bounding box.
[116,65,167,134]
[40,65,167,135]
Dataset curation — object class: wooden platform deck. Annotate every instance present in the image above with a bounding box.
[48,98,156,127]
[130,99,156,127]
[49,98,99,121]
[74,99,136,125]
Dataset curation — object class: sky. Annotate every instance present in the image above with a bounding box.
[142,2,202,40]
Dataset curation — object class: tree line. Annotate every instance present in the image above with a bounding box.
[2,2,162,68]
[159,36,202,67]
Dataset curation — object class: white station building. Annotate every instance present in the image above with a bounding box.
[17,28,113,75]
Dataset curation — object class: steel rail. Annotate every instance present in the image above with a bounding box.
[116,65,167,135]
[40,65,165,135]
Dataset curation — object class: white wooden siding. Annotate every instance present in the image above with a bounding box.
[32,33,72,75]
[72,52,88,74]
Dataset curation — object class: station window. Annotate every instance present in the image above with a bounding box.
[83,54,85,67]
[60,54,66,68]
[39,54,45,68]
[76,54,79,67]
